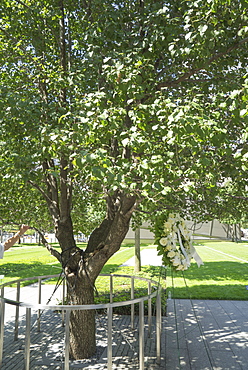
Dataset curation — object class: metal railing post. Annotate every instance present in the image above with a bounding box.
[14,281,20,341]
[0,298,5,368]
[62,278,66,327]
[139,300,144,370]
[131,276,135,329]
[24,307,31,370]
[148,281,152,336]
[107,306,113,370]
[109,275,113,304]
[37,278,42,332]
[156,290,161,364]
[64,310,70,370]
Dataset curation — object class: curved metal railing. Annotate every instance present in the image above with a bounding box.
[0,274,162,370]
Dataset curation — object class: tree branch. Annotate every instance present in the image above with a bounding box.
[28,180,51,203]
[13,0,31,9]
[33,226,62,262]
[28,174,60,222]
[58,0,67,106]
[157,37,248,89]
[60,156,73,221]
[42,160,59,205]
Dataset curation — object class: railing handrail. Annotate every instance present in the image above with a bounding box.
[0,273,162,370]
[0,273,159,288]
[0,290,159,310]
[0,274,62,287]
[0,273,161,311]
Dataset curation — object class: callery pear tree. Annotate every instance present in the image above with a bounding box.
[0,0,247,359]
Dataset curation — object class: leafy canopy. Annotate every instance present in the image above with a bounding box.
[0,0,247,229]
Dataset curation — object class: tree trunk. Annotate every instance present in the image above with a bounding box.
[67,277,96,359]
[55,191,137,360]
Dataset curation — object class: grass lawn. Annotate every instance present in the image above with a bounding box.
[0,240,153,284]
[0,240,165,314]
[166,240,248,300]
[0,244,65,285]
[0,239,247,303]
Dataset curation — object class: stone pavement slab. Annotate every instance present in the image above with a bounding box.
[1,308,165,369]
[165,299,248,370]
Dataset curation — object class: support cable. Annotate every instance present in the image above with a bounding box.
[30,246,79,329]
[31,270,65,330]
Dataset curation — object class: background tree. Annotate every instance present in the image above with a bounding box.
[0,0,247,359]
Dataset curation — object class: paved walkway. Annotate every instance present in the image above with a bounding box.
[165,299,248,370]
[1,292,247,369]
[1,249,247,369]
[121,247,162,267]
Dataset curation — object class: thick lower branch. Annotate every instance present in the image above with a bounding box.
[86,192,137,254]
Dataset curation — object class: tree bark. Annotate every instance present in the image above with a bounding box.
[67,276,96,359]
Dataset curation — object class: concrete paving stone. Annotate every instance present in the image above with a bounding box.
[224,300,248,317]
[121,248,163,267]
[164,347,189,370]
[210,349,243,370]
[227,343,248,369]
[205,300,242,332]
[164,299,248,370]
[165,300,189,350]
[179,300,237,355]
[218,301,248,331]
[182,323,214,369]
[178,302,229,352]
[202,301,247,353]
